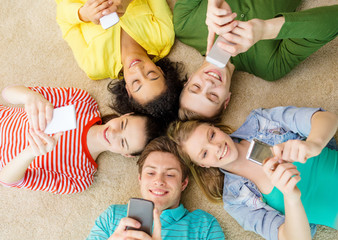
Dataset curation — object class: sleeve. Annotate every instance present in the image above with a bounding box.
[86,205,122,240]
[28,87,98,111]
[276,5,338,40]
[15,167,93,194]
[173,0,209,55]
[55,0,92,74]
[253,106,323,138]
[223,186,285,240]
[205,216,225,240]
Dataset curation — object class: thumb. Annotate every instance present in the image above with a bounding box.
[53,132,63,141]
[152,208,162,239]
[206,30,216,55]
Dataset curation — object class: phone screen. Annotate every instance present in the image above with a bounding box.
[127,198,154,236]
[246,139,274,165]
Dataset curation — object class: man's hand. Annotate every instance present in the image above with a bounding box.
[273,139,322,163]
[24,91,54,132]
[27,129,62,156]
[79,0,121,24]
[108,208,162,240]
[263,158,301,201]
[206,0,237,54]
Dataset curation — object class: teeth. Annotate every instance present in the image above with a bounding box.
[207,72,220,80]
[130,60,140,68]
[220,144,228,159]
[152,190,166,195]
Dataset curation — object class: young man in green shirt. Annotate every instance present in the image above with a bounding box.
[174,0,338,120]
[86,136,225,240]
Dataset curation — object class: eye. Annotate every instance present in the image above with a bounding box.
[121,138,124,148]
[148,71,159,80]
[147,172,154,176]
[120,121,124,130]
[202,150,207,159]
[132,79,141,92]
[208,93,219,103]
[210,130,215,141]
[167,174,174,177]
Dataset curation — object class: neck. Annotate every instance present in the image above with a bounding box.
[86,125,106,160]
[120,29,148,65]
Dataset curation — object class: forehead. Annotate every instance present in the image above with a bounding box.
[125,116,147,152]
[132,77,166,105]
[183,124,209,156]
[180,90,221,118]
[142,151,182,172]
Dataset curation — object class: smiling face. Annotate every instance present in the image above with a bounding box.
[139,151,188,212]
[180,61,234,118]
[99,114,147,156]
[182,124,238,168]
[123,56,166,105]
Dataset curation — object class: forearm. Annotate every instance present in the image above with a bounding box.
[278,196,311,240]
[261,16,285,40]
[1,85,33,105]
[0,147,35,184]
[307,111,338,149]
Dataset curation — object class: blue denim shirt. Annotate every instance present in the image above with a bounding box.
[222,106,329,240]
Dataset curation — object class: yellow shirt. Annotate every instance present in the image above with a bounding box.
[56,0,174,80]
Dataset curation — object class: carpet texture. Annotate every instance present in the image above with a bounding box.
[0,0,337,239]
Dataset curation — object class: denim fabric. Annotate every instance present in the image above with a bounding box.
[222,106,325,240]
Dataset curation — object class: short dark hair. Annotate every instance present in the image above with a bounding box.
[102,113,166,156]
[107,58,186,125]
[137,136,189,181]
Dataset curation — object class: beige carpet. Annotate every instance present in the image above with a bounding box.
[0,0,337,239]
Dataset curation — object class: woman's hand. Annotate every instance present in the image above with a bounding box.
[273,140,322,163]
[24,91,54,132]
[206,0,237,54]
[27,129,62,157]
[263,158,301,201]
[79,0,121,24]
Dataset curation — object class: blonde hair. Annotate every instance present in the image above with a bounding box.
[178,105,225,122]
[167,120,232,202]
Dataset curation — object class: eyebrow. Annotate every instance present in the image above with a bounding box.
[124,118,129,150]
[143,166,180,172]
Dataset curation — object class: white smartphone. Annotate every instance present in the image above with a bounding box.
[206,36,232,68]
[126,198,154,236]
[246,139,274,165]
[44,105,77,134]
[100,12,119,29]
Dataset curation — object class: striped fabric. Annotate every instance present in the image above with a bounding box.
[87,204,225,239]
[0,87,101,194]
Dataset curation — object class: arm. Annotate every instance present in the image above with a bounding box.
[0,130,62,185]
[263,159,311,240]
[273,110,338,163]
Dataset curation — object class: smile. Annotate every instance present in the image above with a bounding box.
[129,59,141,68]
[205,70,222,82]
[150,189,168,196]
[219,143,229,160]
[103,127,110,144]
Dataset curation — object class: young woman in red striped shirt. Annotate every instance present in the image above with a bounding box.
[0,85,163,194]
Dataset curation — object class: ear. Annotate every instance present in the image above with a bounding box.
[157,66,164,75]
[181,176,189,191]
[121,112,132,118]
[223,92,231,109]
[184,76,192,87]
[138,173,141,183]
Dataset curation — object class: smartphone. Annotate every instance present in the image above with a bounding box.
[246,139,274,165]
[126,198,154,236]
[44,105,77,134]
[206,36,232,68]
[100,12,119,29]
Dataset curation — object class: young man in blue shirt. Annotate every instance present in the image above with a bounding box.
[86,136,225,240]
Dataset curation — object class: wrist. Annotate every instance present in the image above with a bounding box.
[261,16,285,40]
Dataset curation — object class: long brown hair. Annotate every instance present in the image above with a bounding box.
[167,120,233,202]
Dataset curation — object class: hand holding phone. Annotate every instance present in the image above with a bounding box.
[206,36,232,68]
[126,198,154,236]
[246,139,274,165]
[100,12,119,29]
[44,105,77,134]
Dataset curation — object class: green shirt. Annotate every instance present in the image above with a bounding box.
[174,0,338,81]
[87,204,225,239]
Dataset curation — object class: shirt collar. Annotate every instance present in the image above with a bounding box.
[160,204,188,227]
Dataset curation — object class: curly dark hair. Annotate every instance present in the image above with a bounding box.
[102,113,166,156]
[107,58,186,125]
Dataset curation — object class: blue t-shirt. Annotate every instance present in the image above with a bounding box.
[87,203,225,239]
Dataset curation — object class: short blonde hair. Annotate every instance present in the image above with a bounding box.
[178,103,226,122]
[167,120,232,202]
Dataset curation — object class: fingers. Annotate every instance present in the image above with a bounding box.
[27,129,61,157]
[206,30,216,55]
[115,217,141,232]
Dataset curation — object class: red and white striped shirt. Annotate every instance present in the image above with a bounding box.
[0,87,101,194]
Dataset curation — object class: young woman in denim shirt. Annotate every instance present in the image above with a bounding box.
[168,106,338,240]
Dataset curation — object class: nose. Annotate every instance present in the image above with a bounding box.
[110,126,122,139]
[154,174,165,186]
[207,142,222,158]
[134,65,147,80]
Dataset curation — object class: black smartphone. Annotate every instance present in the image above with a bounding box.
[246,139,274,165]
[126,198,154,236]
